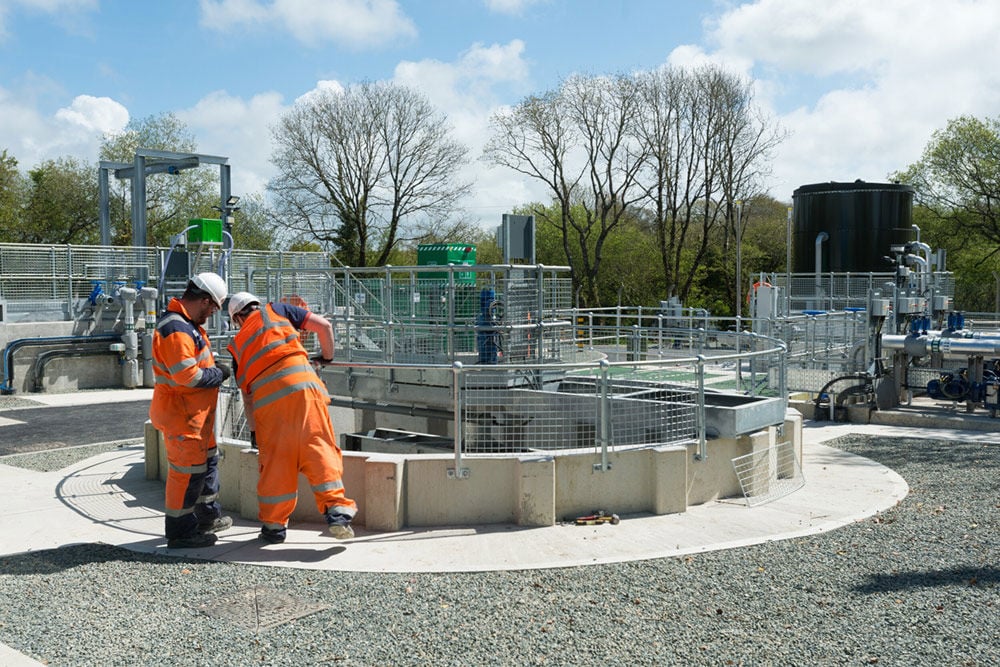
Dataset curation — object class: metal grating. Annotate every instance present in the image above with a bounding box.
[198,586,330,631]
[731,440,804,507]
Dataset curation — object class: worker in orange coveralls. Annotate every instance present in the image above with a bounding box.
[149,272,233,549]
[225,291,357,544]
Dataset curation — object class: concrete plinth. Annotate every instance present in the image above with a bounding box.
[144,411,804,530]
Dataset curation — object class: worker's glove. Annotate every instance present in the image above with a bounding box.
[249,431,258,450]
[310,355,334,365]
[216,363,232,381]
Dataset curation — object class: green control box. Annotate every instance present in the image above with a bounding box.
[417,243,476,283]
[186,218,223,244]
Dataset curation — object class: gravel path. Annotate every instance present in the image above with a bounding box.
[0,434,996,666]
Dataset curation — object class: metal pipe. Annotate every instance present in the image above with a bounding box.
[326,397,453,420]
[881,333,1000,358]
[119,287,139,389]
[696,355,707,461]
[2,335,121,394]
[905,253,928,295]
[32,348,123,392]
[814,232,828,310]
[140,286,158,388]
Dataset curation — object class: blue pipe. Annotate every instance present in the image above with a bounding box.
[1,334,121,394]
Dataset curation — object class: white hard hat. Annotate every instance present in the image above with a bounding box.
[190,272,227,308]
[227,291,260,319]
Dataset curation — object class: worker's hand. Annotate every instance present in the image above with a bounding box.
[249,431,257,449]
[310,355,334,365]
[216,362,231,381]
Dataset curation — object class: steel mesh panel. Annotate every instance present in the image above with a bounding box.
[731,440,804,507]
[460,364,699,454]
[217,385,251,442]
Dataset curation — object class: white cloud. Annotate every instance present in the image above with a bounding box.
[54,94,129,133]
[174,37,536,226]
[0,89,127,167]
[391,39,543,224]
[0,0,97,40]
[177,89,287,196]
[198,0,417,49]
[676,0,1000,199]
[292,79,346,107]
[483,0,547,16]
[393,40,529,144]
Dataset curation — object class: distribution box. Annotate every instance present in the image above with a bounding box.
[186,218,223,244]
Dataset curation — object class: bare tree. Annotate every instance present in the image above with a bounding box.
[634,65,784,312]
[634,67,696,301]
[269,82,473,266]
[484,74,648,306]
[703,67,785,315]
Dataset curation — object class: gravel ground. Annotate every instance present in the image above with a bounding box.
[0,396,43,410]
[0,434,996,667]
[0,440,140,472]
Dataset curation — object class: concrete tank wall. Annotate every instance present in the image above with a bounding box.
[145,410,805,531]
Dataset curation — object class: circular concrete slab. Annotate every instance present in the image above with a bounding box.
[22,435,910,572]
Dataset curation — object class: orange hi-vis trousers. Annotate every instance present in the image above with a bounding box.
[254,381,356,529]
[163,415,221,539]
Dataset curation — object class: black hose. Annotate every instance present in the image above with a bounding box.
[813,373,874,409]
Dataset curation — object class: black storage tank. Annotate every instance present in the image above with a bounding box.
[792,180,914,273]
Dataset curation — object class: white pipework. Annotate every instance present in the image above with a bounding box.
[904,253,927,295]
[814,232,828,276]
[140,286,158,388]
[118,287,139,389]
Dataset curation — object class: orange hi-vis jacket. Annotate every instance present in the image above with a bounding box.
[149,298,226,439]
[227,302,323,407]
[227,303,356,527]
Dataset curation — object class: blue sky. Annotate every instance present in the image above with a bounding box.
[3,0,1000,225]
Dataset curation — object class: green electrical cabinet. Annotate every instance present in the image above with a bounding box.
[186,218,223,245]
[416,243,478,353]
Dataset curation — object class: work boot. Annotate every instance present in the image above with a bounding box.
[259,526,287,544]
[198,516,233,534]
[167,532,217,549]
[325,511,355,540]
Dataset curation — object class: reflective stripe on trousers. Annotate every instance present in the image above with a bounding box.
[163,427,221,539]
[255,382,356,527]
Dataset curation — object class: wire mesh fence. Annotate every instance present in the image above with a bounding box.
[458,361,702,454]
[730,439,804,507]
[0,242,330,323]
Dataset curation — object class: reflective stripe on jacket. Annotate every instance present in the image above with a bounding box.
[227,303,328,407]
[149,298,221,438]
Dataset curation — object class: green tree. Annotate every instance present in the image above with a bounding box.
[0,149,26,241]
[892,115,1000,311]
[892,115,1000,248]
[229,193,279,251]
[22,157,100,244]
[100,113,219,247]
[915,205,997,311]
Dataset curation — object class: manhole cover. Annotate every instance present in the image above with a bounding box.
[198,586,330,631]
